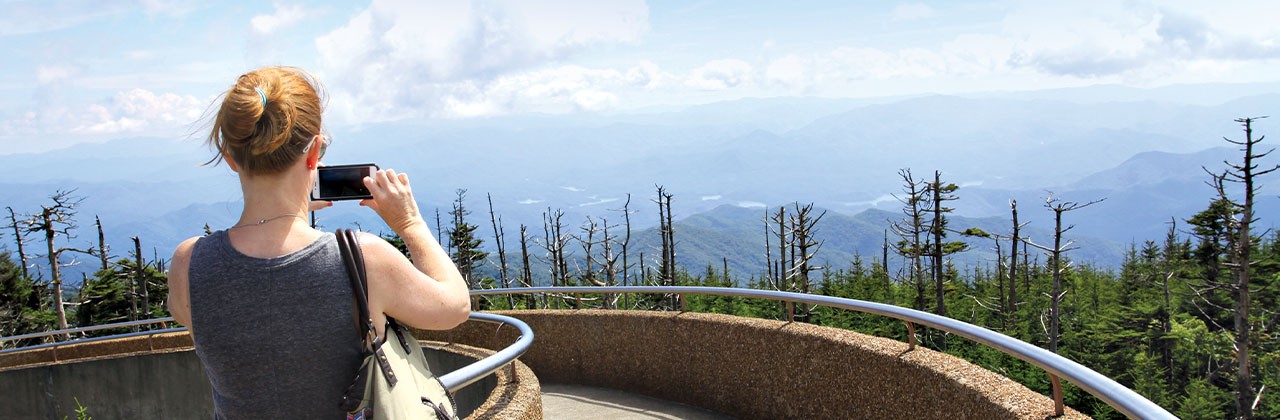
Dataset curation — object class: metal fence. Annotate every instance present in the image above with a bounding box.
[2,285,1175,418]
[471,285,1176,419]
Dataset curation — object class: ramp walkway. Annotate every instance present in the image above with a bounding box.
[542,383,732,419]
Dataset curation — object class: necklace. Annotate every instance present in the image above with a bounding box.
[229,213,306,230]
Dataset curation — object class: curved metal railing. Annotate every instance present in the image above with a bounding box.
[438,311,534,391]
[472,285,1175,419]
[0,313,533,394]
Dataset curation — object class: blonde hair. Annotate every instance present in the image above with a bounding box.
[205,66,325,175]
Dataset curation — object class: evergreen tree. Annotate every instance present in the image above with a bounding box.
[76,258,169,334]
[448,189,487,289]
[1177,378,1230,420]
[0,251,54,347]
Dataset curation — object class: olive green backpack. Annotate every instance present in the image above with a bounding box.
[336,229,459,420]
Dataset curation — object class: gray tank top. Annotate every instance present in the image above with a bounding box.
[188,230,361,419]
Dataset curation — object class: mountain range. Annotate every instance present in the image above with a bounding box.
[1,83,1278,284]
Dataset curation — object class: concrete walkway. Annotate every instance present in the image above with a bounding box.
[541,384,734,420]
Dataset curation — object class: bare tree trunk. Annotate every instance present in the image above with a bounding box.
[1029,195,1103,353]
[1048,207,1063,353]
[487,194,512,307]
[1008,200,1021,326]
[42,210,68,332]
[518,224,536,309]
[1220,117,1275,419]
[619,195,632,309]
[95,216,109,272]
[6,207,30,280]
[765,210,773,287]
[126,237,139,327]
[134,237,149,324]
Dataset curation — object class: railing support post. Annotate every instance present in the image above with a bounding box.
[1050,373,1064,417]
[786,301,794,322]
[679,294,686,312]
[905,321,916,351]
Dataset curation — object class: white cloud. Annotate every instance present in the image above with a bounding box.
[701,195,722,201]
[435,64,665,117]
[315,0,649,120]
[66,88,204,134]
[685,59,754,90]
[251,3,309,35]
[1002,2,1280,79]
[891,3,936,22]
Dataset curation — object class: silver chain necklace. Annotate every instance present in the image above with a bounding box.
[229,214,306,230]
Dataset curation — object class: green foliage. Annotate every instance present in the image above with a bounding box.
[1176,378,1230,420]
[67,397,92,420]
[76,257,168,334]
[0,251,55,347]
[448,189,488,286]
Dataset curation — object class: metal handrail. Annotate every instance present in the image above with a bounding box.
[438,312,534,392]
[1,318,178,349]
[0,313,533,395]
[471,285,1176,419]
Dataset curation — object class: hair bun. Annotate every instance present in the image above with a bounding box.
[204,67,324,175]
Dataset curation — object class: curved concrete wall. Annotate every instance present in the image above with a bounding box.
[418,310,1086,419]
[0,332,540,420]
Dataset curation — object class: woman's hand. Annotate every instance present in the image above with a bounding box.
[360,169,426,234]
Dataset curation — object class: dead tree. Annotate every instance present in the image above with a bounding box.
[1205,116,1275,419]
[789,203,826,321]
[890,169,930,311]
[518,224,536,309]
[577,216,602,287]
[654,186,677,309]
[578,216,622,309]
[487,194,512,307]
[25,190,93,334]
[94,216,110,272]
[767,206,789,291]
[133,237,151,325]
[765,210,774,287]
[615,195,633,309]
[1007,200,1026,326]
[540,208,571,308]
[1026,193,1104,353]
[6,207,31,281]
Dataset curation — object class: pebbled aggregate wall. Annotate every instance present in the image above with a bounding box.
[418,309,1088,420]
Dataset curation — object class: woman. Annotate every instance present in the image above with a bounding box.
[167,66,470,419]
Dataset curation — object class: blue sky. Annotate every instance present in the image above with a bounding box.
[2,0,1280,153]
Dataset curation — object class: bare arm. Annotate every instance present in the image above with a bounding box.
[167,237,200,330]
[360,170,470,331]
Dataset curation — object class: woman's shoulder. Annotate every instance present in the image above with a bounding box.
[352,231,401,258]
[171,236,205,266]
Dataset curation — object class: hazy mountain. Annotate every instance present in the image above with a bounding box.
[2,85,1278,284]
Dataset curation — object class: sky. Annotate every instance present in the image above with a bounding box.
[2,0,1280,153]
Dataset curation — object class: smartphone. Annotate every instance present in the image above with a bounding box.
[312,163,379,201]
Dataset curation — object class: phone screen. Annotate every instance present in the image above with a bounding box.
[314,164,377,201]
